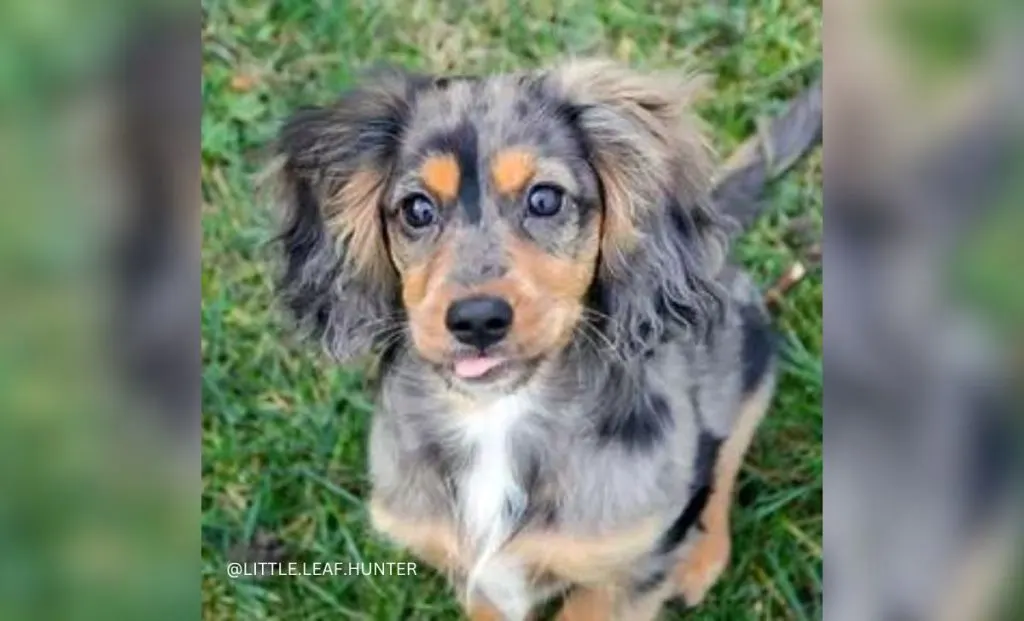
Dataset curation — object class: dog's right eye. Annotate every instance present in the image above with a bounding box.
[400,194,437,229]
[526,185,564,217]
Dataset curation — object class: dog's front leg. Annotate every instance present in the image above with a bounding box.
[675,377,774,605]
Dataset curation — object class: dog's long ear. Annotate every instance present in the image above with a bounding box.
[269,69,427,362]
[545,59,729,356]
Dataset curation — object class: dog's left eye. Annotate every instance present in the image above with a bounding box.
[400,194,437,229]
[526,185,564,217]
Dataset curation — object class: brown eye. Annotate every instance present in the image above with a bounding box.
[527,185,564,217]
[401,194,437,228]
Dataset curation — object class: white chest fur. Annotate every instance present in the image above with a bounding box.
[455,393,532,620]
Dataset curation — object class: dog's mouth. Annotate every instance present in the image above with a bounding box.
[447,351,539,386]
[453,355,508,380]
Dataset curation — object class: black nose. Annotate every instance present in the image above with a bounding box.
[445,295,514,350]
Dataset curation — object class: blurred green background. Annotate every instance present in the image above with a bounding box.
[200,0,822,619]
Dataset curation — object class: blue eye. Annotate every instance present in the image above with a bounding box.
[401,194,437,228]
[527,185,564,217]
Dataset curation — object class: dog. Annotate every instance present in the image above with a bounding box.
[270,59,819,620]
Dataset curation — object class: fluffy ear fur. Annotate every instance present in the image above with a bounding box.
[545,59,730,356]
[270,69,427,362]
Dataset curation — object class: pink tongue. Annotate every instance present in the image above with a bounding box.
[454,356,503,379]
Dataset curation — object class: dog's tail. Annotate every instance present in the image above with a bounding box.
[712,80,823,232]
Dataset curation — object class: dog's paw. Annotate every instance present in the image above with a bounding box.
[674,532,731,606]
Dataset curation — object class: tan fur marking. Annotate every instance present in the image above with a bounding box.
[491,149,536,195]
[595,166,645,258]
[503,231,599,355]
[324,168,391,280]
[370,501,665,603]
[401,240,454,308]
[369,502,462,571]
[557,580,673,621]
[467,602,505,621]
[557,586,615,621]
[421,154,460,202]
[401,264,430,308]
[676,377,774,604]
[403,241,458,361]
[509,518,661,584]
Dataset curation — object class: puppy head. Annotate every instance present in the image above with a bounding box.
[273,61,725,385]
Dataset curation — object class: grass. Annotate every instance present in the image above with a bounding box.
[200,0,822,619]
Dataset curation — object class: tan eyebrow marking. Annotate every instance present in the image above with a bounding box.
[490,148,536,195]
[420,154,460,202]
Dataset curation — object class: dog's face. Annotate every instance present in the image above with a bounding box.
[386,78,604,382]
[274,60,726,388]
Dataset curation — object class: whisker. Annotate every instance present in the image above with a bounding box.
[576,318,627,366]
